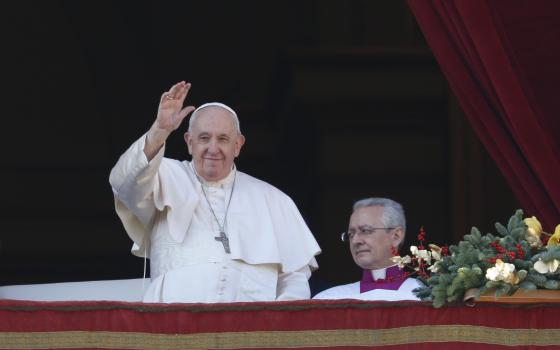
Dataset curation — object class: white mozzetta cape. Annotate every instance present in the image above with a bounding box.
[110,135,320,283]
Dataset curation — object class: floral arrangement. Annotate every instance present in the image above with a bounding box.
[391,209,560,308]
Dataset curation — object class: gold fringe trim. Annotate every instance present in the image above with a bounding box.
[1,325,559,349]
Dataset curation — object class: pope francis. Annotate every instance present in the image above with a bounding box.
[109,81,321,303]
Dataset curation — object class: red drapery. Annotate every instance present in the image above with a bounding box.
[407,0,560,231]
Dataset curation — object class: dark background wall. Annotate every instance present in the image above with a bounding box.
[1,1,519,289]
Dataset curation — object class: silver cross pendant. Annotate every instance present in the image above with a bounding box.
[215,231,231,254]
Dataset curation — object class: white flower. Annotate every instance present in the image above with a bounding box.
[524,216,543,248]
[427,261,440,273]
[428,244,443,261]
[486,266,500,281]
[524,216,543,237]
[485,259,519,284]
[418,249,431,264]
[525,233,543,248]
[534,259,560,274]
[391,255,411,268]
[410,245,432,264]
[431,250,441,261]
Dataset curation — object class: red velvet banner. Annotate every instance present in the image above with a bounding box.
[1,299,560,349]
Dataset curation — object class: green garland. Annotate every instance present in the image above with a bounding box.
[413,209,560,308]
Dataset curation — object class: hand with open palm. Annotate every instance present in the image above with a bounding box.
[145,81,196,160]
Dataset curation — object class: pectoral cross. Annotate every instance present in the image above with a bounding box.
[215,231,231,254]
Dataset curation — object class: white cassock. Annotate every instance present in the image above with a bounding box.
[109,135,321,303]
[312,267,421,301]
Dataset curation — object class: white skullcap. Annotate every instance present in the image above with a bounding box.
[188,102,241,133]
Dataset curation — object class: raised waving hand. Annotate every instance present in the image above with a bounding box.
[145,81,195,160]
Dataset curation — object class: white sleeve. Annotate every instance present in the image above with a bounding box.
[109,135,167,254]
[276,265,311,300]
[109,134,165,227]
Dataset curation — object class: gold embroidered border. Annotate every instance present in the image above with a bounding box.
[0,300,432,313]
[4,301,559,314]
[1,325,559,349]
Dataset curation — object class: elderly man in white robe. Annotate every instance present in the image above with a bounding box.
[313,198,420,301]
[110,81,321,303]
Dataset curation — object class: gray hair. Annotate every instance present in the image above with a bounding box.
[188,102,241,133]
[353,197,406,245]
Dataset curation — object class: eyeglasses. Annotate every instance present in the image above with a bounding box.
[340,226,396,242]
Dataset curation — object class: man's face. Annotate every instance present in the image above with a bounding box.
[184,107,245,181]
[348,206,403,270]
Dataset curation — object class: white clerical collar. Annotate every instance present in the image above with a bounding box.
[370,264,398,280]
[189,161,236,188]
